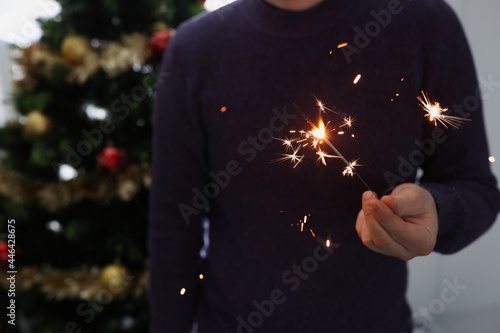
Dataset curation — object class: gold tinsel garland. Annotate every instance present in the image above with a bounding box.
[0,163,151,212]
[12,43,67,89]
[0,265,149,301]
[13,33,151,88]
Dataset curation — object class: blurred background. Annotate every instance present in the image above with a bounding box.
[0,0,498,332]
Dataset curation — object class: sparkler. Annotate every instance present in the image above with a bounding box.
[275,83,469,242]
[418,91,469,128]
[292,103,374,193]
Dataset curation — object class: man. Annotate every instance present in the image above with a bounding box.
[149,0,500,331]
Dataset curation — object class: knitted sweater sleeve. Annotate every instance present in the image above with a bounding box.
[148,30,205,332]
[418,0,500,254]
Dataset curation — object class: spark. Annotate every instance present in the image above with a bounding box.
[298,214,312,232]
[199,274,204,280]
[326,239,331,247]
[401,78,405,81]
[337,42,349,48]
[316,149,340,166]
[338,131,344,135]
[353,74,361,84]
[274,136,294,152]
[329,50,333,54]
[418,92,469,129]
[342,159,359,177]
[340,115,355,129]
[274,146,304,168]
[315,98,336,114]
[317,100,326,112]
[220,106,227,113]
[180,288,186,295]
[310,229,316,237]
[489,156,496,163]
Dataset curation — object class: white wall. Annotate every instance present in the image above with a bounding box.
[0,43,15,126]
[407,1,500,332]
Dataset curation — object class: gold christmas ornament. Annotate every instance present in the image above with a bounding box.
[24,110,53,138]
[151,21,169,32]
[60,35,93,64]
[99,263,133,296]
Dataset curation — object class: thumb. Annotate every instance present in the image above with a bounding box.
[381,195,400,215]
[382,185,427,217]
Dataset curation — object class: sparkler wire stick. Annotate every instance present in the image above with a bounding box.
[292,103,375,195]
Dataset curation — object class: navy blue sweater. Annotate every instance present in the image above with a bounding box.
[149,0,500,332]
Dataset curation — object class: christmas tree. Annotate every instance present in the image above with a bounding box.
[0,0,204,332]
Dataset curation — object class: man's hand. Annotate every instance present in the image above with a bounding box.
[355,183,438,261]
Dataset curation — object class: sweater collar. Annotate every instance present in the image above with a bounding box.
[242,0,350,38]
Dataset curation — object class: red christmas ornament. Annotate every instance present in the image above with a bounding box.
[0,241,8,263]
[96,147,127,175]
[149,29,174,55]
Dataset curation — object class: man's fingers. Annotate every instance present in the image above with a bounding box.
[355,209,364,235]
[363,192,408,242]
[361,196,414,260]
[363,191,435,257]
